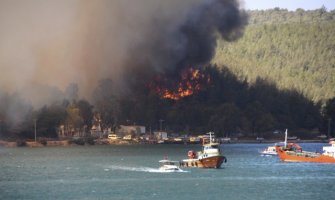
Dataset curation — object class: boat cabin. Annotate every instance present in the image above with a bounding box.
[284,143,302,152]
[159,160,179,166]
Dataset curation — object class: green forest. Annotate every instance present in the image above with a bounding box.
[1,8,335,141]
[213,7,335,103]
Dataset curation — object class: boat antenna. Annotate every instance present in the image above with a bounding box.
[284,129,288,148]
[207,132,214,144]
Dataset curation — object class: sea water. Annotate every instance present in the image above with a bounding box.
[0,143,334,200]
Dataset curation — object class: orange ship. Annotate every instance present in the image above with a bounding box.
[275,129,335,163]
[275,142,335,163]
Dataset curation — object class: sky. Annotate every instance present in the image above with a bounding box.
[243,0,335,11]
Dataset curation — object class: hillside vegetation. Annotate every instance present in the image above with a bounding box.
[213,7,335,103]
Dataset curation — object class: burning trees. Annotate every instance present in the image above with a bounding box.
[150,67,211,100]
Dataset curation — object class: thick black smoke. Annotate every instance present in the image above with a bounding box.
[178,0,247,68]
[0,0,247,99]
[125,0,247,86]
[0,0,247,127]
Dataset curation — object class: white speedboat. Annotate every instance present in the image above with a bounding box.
[158,160,182,172]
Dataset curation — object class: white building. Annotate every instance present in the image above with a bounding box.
[154,131,168,140]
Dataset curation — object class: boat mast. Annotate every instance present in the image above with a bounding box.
[284,129,288,148]
[207,132,214,145]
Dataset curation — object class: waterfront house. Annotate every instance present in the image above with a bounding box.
[116,125,146,138]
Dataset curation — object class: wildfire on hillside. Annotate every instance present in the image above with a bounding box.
[150,67,211,100]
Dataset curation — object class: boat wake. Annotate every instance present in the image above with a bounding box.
[260,154,273,157]
[104,165,188,173]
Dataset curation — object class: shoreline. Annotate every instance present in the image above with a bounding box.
[0,138,329,148]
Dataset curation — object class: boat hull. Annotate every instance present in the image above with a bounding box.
[181,156,225,168]
[260,152,277,156]
[159,166,182,172]
[276,146,335,163]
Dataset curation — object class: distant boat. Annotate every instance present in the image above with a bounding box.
[180,132,227,168]
[317,135,327,140]
[275,130,335,163]
[158,160,183,172]
[260,142,285,156]
[260,146,277,156]
[221,137,231,143]
[287,136,299,140]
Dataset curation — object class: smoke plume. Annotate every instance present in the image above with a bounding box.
[0,0,247,106]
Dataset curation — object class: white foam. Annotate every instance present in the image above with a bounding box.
[105,165,188,173]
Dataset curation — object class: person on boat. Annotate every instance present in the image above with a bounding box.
[285,143,302,152]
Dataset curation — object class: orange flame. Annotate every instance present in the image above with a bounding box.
[152,68,211,100]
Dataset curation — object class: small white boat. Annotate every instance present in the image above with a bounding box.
[260,142,285,156]
[260,146,277,156]
[322,141,335,158]
[159,160,182,172]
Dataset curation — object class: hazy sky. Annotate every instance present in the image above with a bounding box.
[243,0,335,11]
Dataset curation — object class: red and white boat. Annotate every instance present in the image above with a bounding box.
[275,130,335,163]
[180,132,227,168]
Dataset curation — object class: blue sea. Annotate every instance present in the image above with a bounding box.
[1,143,335,200]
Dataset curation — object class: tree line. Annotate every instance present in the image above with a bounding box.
[1,65,334,140]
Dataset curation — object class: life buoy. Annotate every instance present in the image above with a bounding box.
[188,150,196,159]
